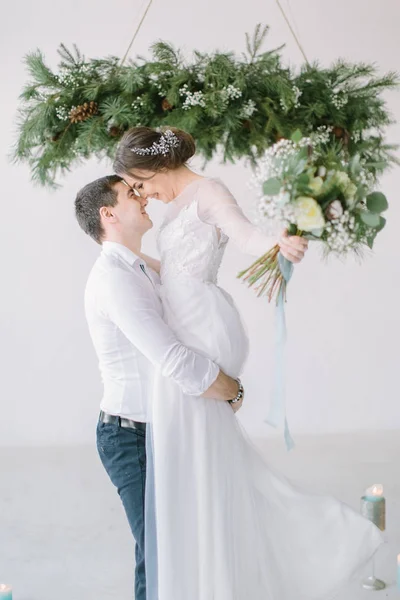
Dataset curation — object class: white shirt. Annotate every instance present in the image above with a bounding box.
[84,241,219,421]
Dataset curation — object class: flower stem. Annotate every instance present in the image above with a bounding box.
[238,242,292,303]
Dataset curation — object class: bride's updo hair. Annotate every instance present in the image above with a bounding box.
[113,126,196,176]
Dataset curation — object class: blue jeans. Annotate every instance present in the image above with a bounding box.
[97,419,147,600]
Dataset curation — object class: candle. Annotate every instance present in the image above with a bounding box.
[0,584,12,600]
[365,484,384,501]
[360,484,386,531]
[397,555,400,591]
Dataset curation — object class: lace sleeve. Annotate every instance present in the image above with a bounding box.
[196,178,277,256]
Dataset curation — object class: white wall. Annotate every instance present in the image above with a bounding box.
[1,0,399,446]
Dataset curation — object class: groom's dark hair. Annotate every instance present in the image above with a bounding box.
[75,175,122,244]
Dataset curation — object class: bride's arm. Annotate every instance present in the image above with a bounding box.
[197,179,307,263]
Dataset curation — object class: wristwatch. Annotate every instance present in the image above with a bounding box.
[228,378,244,404]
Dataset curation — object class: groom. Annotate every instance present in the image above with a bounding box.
[75,175,243,600]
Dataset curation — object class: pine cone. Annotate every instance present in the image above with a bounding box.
[333,126,350,145]
[333,126,345,139]
[69,101,98,124]
[108,126,123,138]
[161,98,173,111]
[242,119,252,130]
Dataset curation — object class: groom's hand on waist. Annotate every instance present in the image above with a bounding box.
[202,370,243,409]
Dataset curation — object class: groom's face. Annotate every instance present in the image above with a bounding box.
[107,181,153,234]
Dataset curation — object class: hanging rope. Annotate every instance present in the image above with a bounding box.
[119,0,306,69]
[275,0,310,65]
[119,0,154,66]
[283,0,301,40]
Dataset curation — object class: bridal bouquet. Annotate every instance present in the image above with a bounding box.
[238,127,389,302]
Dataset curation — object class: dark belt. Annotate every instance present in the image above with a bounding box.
[99,410,147,433]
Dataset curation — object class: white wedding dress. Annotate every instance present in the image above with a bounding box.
[145,177,382,600]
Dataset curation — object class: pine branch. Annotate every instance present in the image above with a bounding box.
[246,23,269,62]
[100,98,134,125]
[118,66,145,93]
[57,43,84,66]
[23,50,59,88]
[150,41,182,67]
[13,25,399,187]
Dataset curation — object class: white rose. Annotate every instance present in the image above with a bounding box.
[294,196,325,232]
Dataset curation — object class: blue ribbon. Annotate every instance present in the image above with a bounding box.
[265,252,295,451]
[144,422,159,600]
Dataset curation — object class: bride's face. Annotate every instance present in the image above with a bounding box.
[122,169,175,204]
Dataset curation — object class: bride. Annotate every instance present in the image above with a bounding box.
[114,127,382,600]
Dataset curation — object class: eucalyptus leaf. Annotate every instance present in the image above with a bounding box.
[376,216,386,232]
[360,211,381,228]
[310,228,324,237]
[297,173,309,185]
[263,177,282,196]
[350,154,361,177]
[297,147,309,160]
[294,159,308,176]
[366,192,388,214]
[291,129,303,143]
[277,191,291,206]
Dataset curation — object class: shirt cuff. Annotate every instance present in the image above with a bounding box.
[185,361,219,396]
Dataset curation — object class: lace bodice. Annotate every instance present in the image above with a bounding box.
[158,198,228,284]
[157,177,276,285]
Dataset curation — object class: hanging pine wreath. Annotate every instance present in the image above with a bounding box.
[13,24,398,187]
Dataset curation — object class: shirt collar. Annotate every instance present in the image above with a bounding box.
[102,241,144,267]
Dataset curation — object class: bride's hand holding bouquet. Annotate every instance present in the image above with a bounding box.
[239,127,388,302]
[278,230,309,264]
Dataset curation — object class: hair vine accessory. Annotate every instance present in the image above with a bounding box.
[131,129,179,156]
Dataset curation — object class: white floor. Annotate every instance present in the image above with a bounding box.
[1,431,399,600]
